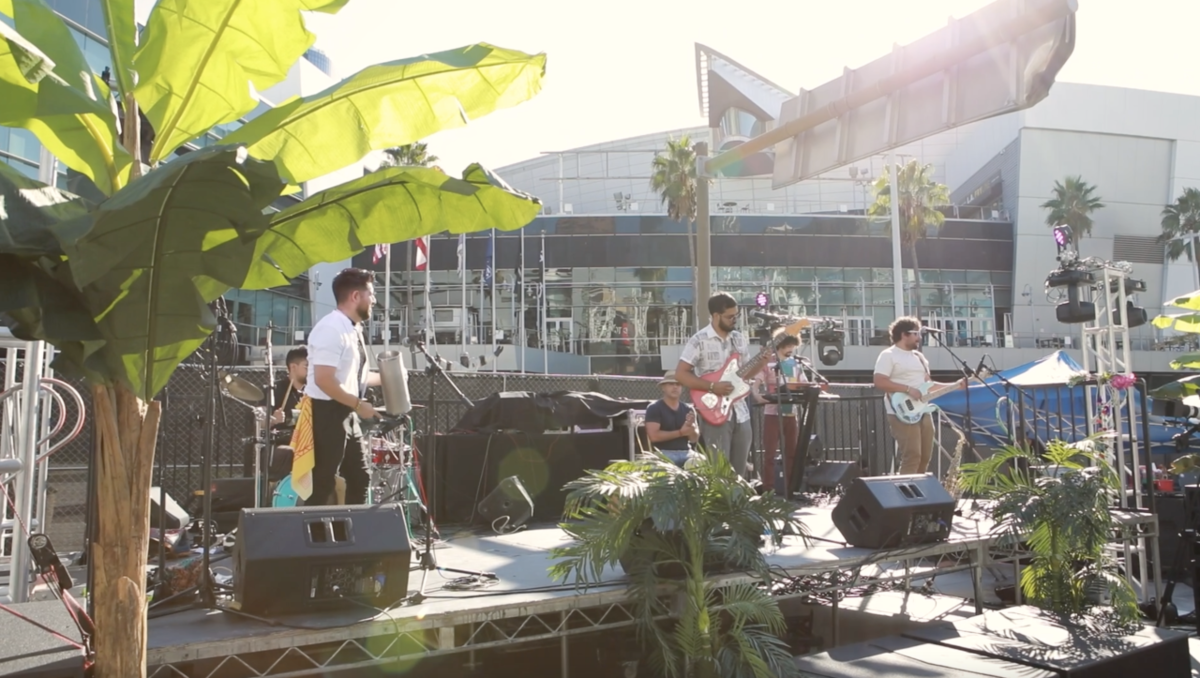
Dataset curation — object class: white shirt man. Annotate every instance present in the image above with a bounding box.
[303,268,380,506]
[873,317,964,475]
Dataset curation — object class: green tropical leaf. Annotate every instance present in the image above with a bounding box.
[1152,312,1200,332]
[1164,289,1200,311]
[0,161,89,256]
[223,43,546,185]
[0,254,107,380]
[1149,376,1200,401]
[242,163,542,289]
[0,18,59,84]
[60,145,286,399]
[97,0,136,100]
[1170,352,1200,370]
[0,0,131,195]
[133,0,349,165]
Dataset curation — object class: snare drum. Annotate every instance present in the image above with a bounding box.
[371,438,402,466]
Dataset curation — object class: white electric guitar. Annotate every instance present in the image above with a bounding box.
[888,368,989,425]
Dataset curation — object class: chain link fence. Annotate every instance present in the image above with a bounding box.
[41,363,919,552]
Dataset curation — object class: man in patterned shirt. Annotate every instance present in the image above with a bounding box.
[674,292,752,478]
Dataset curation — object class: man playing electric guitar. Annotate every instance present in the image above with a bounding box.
[872,316,966,475]
[675,293,753,478]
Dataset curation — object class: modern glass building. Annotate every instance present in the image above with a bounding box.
[357,45,1200,381]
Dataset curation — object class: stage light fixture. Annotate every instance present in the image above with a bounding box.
[1114,300,1148,329]
[815,327,845,367]
[1053,225,1072,253]
[755,291,769,308]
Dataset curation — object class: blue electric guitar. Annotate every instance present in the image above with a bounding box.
[887,370,986,425]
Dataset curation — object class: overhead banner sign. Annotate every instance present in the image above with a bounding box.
[768,0,1077,189]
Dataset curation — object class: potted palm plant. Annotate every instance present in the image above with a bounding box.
[958,438,1141,629]
[549,447,805,678]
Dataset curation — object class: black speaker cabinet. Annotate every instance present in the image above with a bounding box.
[832,474,954,549]
[233,503,411,616]
[477,476,534,529]
[805,461,860,493]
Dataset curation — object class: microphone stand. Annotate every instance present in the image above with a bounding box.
[257,321,275,509]
[405,339,491,605]
[927,331,980,464]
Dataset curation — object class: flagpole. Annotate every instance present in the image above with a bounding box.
[541,231,548,375]
[490,229,497,372]
[519,229,525,373]
[459,234,467,355]
[383,245,391,353]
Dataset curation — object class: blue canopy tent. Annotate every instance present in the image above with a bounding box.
[931,351,1180,454]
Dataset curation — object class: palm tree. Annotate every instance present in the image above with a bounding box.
[867,160,950,319]
[650,136,702,316]
[1041,176,1105,247]
[1160,187,1200,286]
[381,141,439,168]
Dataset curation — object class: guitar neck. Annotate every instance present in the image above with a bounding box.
[736,345,774,380]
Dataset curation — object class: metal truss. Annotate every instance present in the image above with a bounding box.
[146,601,639,678]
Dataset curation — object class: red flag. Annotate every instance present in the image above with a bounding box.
[372,242,389,264]
[414,236,430,271]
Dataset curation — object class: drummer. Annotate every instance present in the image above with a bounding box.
[270,346,308,428]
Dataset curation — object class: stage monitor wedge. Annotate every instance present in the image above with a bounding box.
[832,474,954,549]
[233,503,411,616]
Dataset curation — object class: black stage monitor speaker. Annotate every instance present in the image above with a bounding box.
[477,476,535,529]
[805,461,860,493]
[233,503,411,616]
[832,474,954,549]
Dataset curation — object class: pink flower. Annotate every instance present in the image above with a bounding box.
[1109,373,1137,390]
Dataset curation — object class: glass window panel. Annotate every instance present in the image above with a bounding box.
[869,286,894,304]
[54,0,88,26]
[965,270,991,284]
[941,270,967,283]
[787,267,815,282]
[815,268,842,282]
[4,157,38,179]
[918,269,941,283]
[843,268,871,282]
[991,271,1011,284]
[589,267,614,283]
[9,127,39,161]
[819,286,845,305]
[871,268,894,283]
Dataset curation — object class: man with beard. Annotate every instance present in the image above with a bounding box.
[303,268,381,505]
[674,292,752,478]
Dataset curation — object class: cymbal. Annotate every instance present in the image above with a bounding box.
[221,372,264,403]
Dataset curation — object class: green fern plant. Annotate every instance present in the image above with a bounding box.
[549,447,805,678]
[958,438,1140,628]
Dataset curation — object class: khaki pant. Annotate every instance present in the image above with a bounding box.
[887,414,935,475]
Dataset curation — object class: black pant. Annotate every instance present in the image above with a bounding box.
[308,398,368,506]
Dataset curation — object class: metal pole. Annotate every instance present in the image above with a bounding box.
[519,230,526,373]
[695,139,712,327]
[383,246,391,353]
[407,240,414,339]
[491,229,497,372]
[541,231,549,375]
[11,341,45,603]
[890,156,905,317]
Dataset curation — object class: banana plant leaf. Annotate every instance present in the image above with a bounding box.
[1,145,542,400]
[223,43,546,185]
[1149,376,1200,401]
[1164,290,1200,311]
[97,0,136,100]
[0,161,90,256]
[1152,312,1200,333]
[0,0,131,195]
[0,18,58,84]
[133,0,349,165]
[0,254,106,379]
[1170,353,1200,371]
[246,163,541,288]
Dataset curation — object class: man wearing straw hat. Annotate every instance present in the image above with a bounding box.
[644,371,700,466]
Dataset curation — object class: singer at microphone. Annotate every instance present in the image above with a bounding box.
[750,335,804,495]
[872,316,968,476]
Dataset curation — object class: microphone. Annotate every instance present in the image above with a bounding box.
[973,355,990,379]
[921,327,943,334]
[796,356,830,384]
[753,310,791,323]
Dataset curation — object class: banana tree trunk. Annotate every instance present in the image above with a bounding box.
[91,382,160,678]
[908,242,922,321]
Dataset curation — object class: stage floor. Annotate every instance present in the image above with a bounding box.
[144,502,1027,669]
